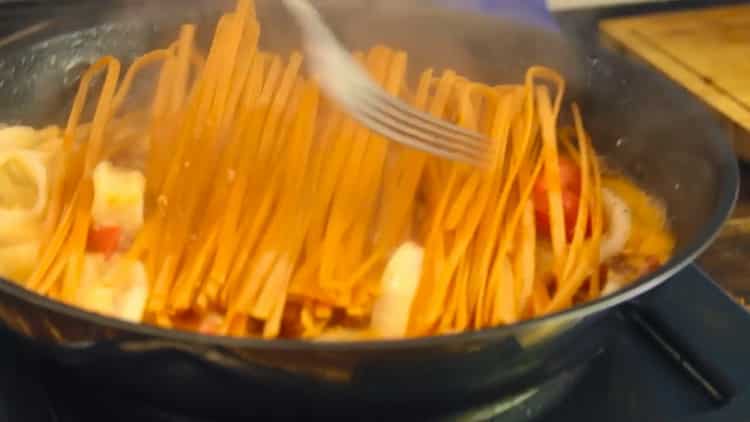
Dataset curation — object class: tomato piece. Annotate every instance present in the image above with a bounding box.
[532,156,588,240]
[562,190,582,229]
[534,190,581,239]
[561,160,582,191]
[534,156,581,195]
[644,256,662,274]
[198,313,224,335]
[87,225,122,258]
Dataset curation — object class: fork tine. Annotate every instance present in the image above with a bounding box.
[354,110,487,166]
[363,81,490,144]
[350,83,491,151]
[355,87,491,151]
[337,61,492,164]
[284,0,492,166]
[351,101,489,166]
[341,68,490,149]
[355,101,489,162]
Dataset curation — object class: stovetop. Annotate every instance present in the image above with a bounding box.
[2,265,750,422]
[1,1,750,421]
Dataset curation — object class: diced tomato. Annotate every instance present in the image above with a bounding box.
[644,256,662,274]
[532,156,588,240]
[87,225,122,258]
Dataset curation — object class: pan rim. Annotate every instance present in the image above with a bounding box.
[0,4,739,353]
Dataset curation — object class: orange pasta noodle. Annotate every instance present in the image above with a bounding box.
[546,106,602,313]
[586,114,605,300]
[59,182,94,303]
[29,57,121,294]
[406,81,463,334]
[250,53,304,177]
[319,48,392,289]
[509,119,539,316]
[472,88,535,329]
[435,82,486,330]
[111,49,173,115]
[182,56,269,308]
[335,48,407,297]
[466,89,518,328]
[170,224,220,313]
[42,58,116,240]
[453,249,471,331]
[82,59,122,174]
[175,9,256,230]
[560,112,592,285]
[151,14,232,197]
[508,138,540,318]
[443,82,482,232]
[514,200,537,315]
[255,81,321,338]
[170,25,197,113]
[198,54,269,307]
[371,68,435,254]
[145,9,248,314]
[349,49,406,262]
[223,57,306,333]
[33,189,83,295]
[144,53,178,194]
[485,141,544,325]
[535,84,567,284]
[301,106,347,258]
[213,55,286,306]
[251,80,317,318]
[314,68,434,316]
[220,89,306,332]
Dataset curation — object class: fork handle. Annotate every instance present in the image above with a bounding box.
[281,0,339,48]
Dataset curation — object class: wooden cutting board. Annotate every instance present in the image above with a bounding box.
[599,4,750,159]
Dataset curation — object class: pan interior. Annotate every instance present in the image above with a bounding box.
[0,0,737,342]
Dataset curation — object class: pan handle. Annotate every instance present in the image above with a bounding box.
[629,265,750,402]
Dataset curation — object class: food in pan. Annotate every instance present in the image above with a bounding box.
[0,0,674,340]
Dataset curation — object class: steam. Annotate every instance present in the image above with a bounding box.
[0,0,584,127]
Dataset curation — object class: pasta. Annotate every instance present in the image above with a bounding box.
[0,0,674,341]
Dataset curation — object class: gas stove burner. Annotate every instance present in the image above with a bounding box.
[440,365,588,422]
[28,351,591,422]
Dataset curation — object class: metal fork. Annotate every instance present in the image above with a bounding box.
[281,0,491,166]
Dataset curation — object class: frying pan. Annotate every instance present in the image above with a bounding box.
[0,0,738,415]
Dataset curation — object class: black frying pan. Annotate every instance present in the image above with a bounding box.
[0,0,738,416]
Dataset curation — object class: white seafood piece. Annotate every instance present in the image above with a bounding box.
[77,254,149,323]
[370,242,424,338]
[0,149,49,222]
[600,187,632,261]
[92,161,145,234]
